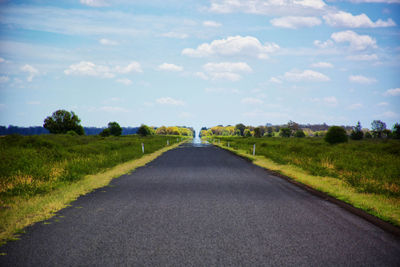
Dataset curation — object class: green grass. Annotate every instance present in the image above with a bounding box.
[0,135,187,245]
[0,134,185,201]
[209,136,400,226]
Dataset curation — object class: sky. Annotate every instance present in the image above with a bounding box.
[0,0,399,133]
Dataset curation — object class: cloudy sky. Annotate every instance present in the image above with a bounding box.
[0,0,399,132]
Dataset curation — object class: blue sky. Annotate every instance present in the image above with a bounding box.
[0,0,399,133]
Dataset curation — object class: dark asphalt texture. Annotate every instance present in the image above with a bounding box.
[1,142,399,266]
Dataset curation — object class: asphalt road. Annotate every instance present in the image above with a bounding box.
[1,142,399,266]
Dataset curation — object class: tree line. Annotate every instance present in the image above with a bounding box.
[200,120,400,140]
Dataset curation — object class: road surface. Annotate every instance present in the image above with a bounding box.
[1,142,399,266]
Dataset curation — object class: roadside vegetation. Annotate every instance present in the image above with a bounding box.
[202,120,400,226]
[0,109,193,244]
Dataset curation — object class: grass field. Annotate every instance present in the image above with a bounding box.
[0,134,188,244]
[209,136,400,226]
[0,134,185,202]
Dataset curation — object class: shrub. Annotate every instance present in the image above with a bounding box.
[365,131,372,139]
[66,130,78,136]
[324,126,348,144]
[243,129,252,137]
[279,127,291,138]
[137,124,153,136]
[254,127,262,138]
[294,130,305,138]
[393,123,400,139]
[350,121,364,140]
[99,128,111,137]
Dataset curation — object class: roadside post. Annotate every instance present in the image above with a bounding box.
[141,143,144,153]
[167,140,169,146]
[228,142,230,148]
[253,144,256,156]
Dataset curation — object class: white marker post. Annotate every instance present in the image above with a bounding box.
[228,142,230,147]
[141,143,144,153]
[167,140,169,146]
[253,144,256,156]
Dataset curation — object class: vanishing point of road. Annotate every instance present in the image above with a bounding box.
[1,141,399,266]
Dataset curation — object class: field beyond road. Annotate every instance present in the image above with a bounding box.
[0,142,399,266]
[209,136,400,226]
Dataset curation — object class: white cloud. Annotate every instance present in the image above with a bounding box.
[331,30,377,50]
[99,38,118,46]
[284,69,330,82]
[346,54,378,61]
[203,20,222,27]
[21,64,39,82]
[80,0,108,7]
[194,72,209,80]
[100,106,130,113]
[64,61,141,78]
[377,102,389,106]
[115,62,142,73]
[156,97,185,106]
[313,39,334,49]
[349,0,400,4]
[182,36,279,59]
[382,111,399,118]
[0,76,9,83]
[203,62,252,73]
[270,16,321,29]
[349,75,377,84]
[323,11,396,28]
[157,63,183,72]
[269,77,282,84]
[347,103,363,110]
[241,97,263,105]
[160,32,188,39]
[384,88,400,96]
[202,62,252,81]
[207,0,327,16]
[64,61,114,78]
[116,78,132,85]
[310,62,333,68]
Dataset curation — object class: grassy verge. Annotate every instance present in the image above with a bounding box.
[209,137,400,227]
[0,135,189,245]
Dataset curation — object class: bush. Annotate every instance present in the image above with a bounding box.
[254,127,262,138]
[294,130,305,138]
[365,131,372,139]
[66,130,78,136]
[350,121,363,140]
[279,127,291,138]
[324,126,348,144]
[99,128,111,137]
[243,129,252,137]
[393,123,400,139]
[137,124,153,136]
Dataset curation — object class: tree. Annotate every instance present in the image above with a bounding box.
[324,126,348,144]
[287,120,299,135]
[243,128,252,137]
[393,123,400,139]
[266,127,273,137]
[254,127,262,138]
[235,123,246,136]
[350,121,364,140]
[43,110,84,135]
[156,126,167,135]
[99,128,111,137]
[371,120,386,138]
[365,131,372,139]
[294,130,305,138]
[108,122,122,136]
[279,127,291,138]
[137,124,154,136]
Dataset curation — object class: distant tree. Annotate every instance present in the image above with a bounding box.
[99,128,111,137]
[371,120,386,138]
[235,129,241,136]
[393,123,400,139]
[325,126,348,144]
[254,127,262,138]
[108,122,122,136]
[364,131,372,139]
[279,127,291,138]
[350,121,364,140]
[166,126,180,135]
[267,126,273,137]
[235,123,246,136]
[155,126,167,135]
[243,128,252,137]
[137,124,154,136]
[43,110,84,135]
[287,120,299,134]
[294,130,305,138]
